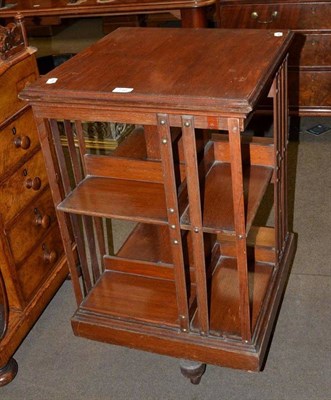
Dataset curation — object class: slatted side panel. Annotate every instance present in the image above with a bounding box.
[181,116,209,336]
[273,57,289,266]
[50,119,111,296]
[157,114,190,332]
[227,117,251,343]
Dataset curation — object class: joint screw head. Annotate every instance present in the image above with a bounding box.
[173,239,179,245]
[160,120,166,125]
[184,121,190,127]
[169,208,175,214]
[170,224,176,229]
[162,138,167,144]
[193,227,199,233]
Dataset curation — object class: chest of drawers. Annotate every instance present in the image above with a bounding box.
[0,16,68,386]
[219,0,331,115]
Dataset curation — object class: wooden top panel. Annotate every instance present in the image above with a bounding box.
[21,28,293,114]
[0,0,215,18]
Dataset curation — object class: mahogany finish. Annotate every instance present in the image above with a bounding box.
[219,0,331,115]
[0,0,215,28]
[21,27,296,382]
[0,16,68,386]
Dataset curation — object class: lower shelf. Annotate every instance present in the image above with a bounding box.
[80,270,180,329]
[191,256,274,338]
[71,233,295,371]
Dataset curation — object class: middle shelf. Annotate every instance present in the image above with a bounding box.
[58,161,273,235]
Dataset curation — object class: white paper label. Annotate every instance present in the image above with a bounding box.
[112,87,134,93]
[46,78,58,84]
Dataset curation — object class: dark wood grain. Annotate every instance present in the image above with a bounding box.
[80,270,180,328]
[181,162,273,234]
[58,176,168,223]
[21,27,295,376]
[191,256,273,337]
[0,23,68,385]
[20,28,293,114]
[219,0,331,115]
[0,0,214,27]
[116,223,173,264]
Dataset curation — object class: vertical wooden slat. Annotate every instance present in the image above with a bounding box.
[72,120,102,283]
[273,74,281,263]
[82,216,100,283]
[227,117,251,343]
[283,58,289,238]
[63,120,92,292]
[64,120,82,183]
[280,59,288,249]
[93,217,107,272]
[276,71,283,254]
[75,120,87,175]
[39,118,83,305]
[280,62,286,250]
[157,113,189,332]
[66,121,105,282]
[181,115,209,335]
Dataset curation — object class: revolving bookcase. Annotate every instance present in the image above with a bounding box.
[21,27,296,383]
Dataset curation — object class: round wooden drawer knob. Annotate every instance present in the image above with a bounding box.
[14,135,31,150]
[35,214,51,229]
[43,249,57,264]
[25,177,41,190]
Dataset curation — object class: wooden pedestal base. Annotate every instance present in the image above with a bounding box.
[0,358,18,387]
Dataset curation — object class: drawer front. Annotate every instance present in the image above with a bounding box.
[288,70,331,111]
[0,56,38,124]
[219,3,331,30]
[289,33,331,67]
[17,226,64,302]
[6,188,58,265]
[0,150,48,225]
[0,108,40,178]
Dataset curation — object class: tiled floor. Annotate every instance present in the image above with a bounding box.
[1,18,331,399]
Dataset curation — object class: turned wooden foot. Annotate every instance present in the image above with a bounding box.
[179,359,206,384]
[0,358,18,386]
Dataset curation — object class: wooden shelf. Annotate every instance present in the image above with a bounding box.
[181,162,273,234]
[191,256,273,337]
[116,223,173,264]
[58,177,168,224]
[79,270,180,328]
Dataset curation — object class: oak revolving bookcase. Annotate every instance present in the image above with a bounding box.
[21,27,296,383]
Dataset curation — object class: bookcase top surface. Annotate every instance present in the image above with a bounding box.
[21,27,292,114]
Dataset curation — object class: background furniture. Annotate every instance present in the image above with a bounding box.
[22,27,296,382]
[0,15,68,386]
[0,0,216,28]
[219,0,331,116]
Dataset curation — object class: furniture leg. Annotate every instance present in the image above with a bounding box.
[179,359,206,384]
[180,8,208,28]
[0,358,18,387]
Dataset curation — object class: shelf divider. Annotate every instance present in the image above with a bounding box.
[181,115,209,336]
